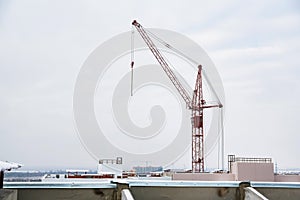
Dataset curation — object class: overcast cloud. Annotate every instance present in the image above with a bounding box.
[0,0,299,170]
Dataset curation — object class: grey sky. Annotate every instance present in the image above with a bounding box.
[0,0,299,170]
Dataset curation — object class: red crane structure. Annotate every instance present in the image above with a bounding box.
[132,20,222,172]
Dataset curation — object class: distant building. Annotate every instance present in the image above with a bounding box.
[98,157,123,178]
[228,155,274,181]
[133,166,163,175]
[173,155,300,182]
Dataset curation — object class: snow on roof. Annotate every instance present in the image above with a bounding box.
[66,169,90,173]
[0,160,23,171]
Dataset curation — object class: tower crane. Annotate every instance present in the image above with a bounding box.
[131,20,222,173]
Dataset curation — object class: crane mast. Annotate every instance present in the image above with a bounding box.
[192,65,205,173]
[132,20,220,172]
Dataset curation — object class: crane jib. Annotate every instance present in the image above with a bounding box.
[132,20,192,108]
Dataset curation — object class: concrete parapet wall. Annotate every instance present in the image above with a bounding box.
[130,186,237,200]
[244,187,268,200]
[3,181,300,200]
[121,189,135,200]
[17,188,114,200]
[0,189,17,200]
[172,173,235,181]
[256,187,300,200]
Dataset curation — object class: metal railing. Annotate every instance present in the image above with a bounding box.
[234,157,272,163]
[228,155,272,172]
[228,155,272,163]
[99,157,123,165]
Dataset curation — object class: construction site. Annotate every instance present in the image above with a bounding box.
[1,19,299,200]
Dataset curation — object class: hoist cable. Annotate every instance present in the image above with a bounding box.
[130,26,135,96]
